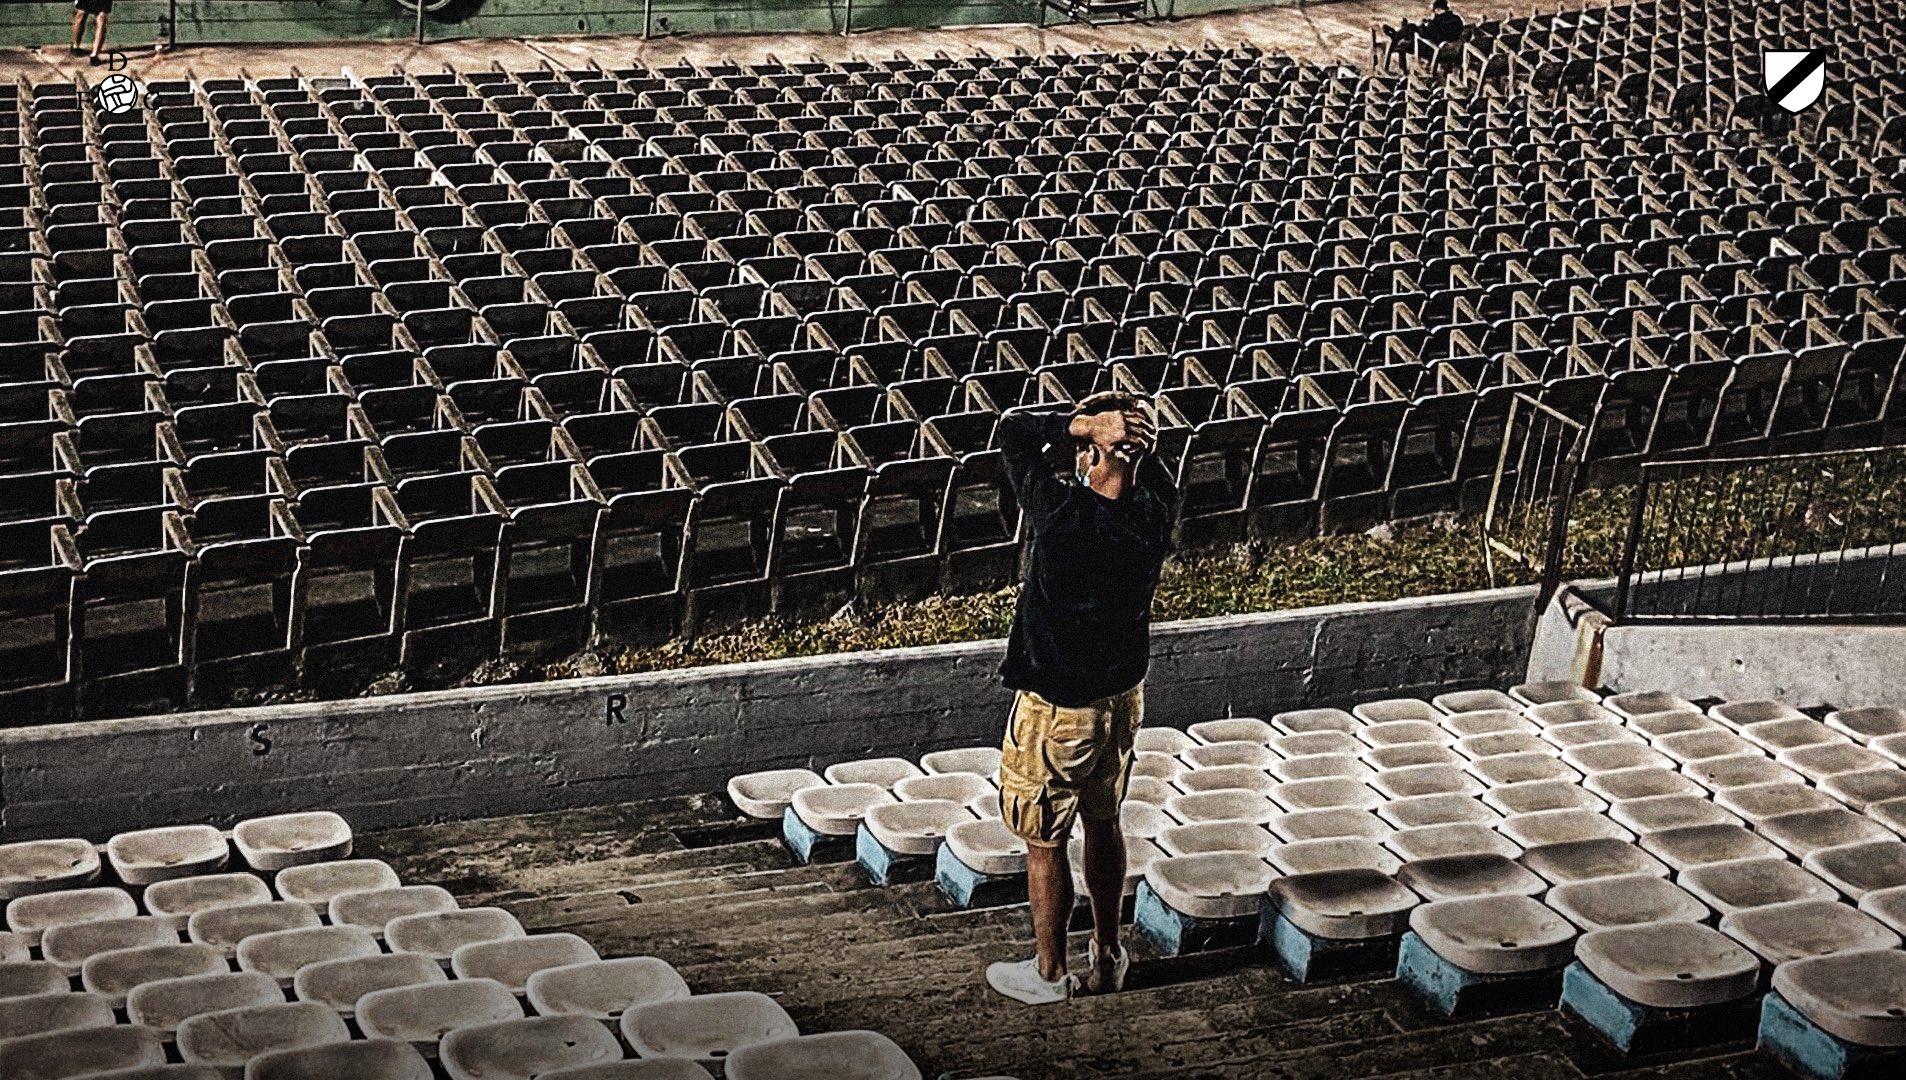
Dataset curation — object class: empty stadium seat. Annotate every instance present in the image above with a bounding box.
[177,1002,352,1072]
[619,990,799,1064]
[105,826,229,885]
[725,1031,924,1080]
[329,885,459,936]
[274,859,402,909]
[232,812,353,871]
[440,1015,623,1080]
[245,1039,435,1080]
[0,839,102,899]
[385,908,525,965]
[524,956,690,1021]
[1408,895,1577,974]
[237,925,381,985]
[727,768,826,819]
[3,886,135,947]
[127,971,285,1034]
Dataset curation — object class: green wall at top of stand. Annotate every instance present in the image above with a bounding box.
[1,1,413,48]
[0,0,1198,51]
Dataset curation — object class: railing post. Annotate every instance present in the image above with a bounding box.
[842,0,855,37]
[642,0,653,39]
[167,0,179,49]
[415,0,426,45]
[1612,465,1652,622]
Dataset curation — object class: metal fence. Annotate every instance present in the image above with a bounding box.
[1481,392,1589,608]
[1613,445,1906,623]
[0,0,1244,49]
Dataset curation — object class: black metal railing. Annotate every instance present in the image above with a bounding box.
[1614,445,1906,623]
[1482,392,1590,608]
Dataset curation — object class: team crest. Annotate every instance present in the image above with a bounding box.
[1761,49,1826,113]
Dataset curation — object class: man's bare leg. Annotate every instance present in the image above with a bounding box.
[70,9,87,52]
[89,13,108,59]
[1025,842,1074,982]
[1080,815,1126,950]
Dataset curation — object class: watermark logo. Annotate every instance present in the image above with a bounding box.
[1762,49,1826,113]
[92,71,140,115]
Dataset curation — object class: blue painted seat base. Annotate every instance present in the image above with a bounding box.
[854,824,937,886]
[934,844,1028,909]
[1760,991,1906,1080]
[1395,931,1566,1018]
[1260,908,1402,983]
[781,806,855,865]
[1133,882,1260,958]
[1560,962,1759,1055]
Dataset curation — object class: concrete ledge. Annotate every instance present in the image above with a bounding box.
[0,586,1536,840]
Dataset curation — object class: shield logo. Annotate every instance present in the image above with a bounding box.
[1762,49,1826,113]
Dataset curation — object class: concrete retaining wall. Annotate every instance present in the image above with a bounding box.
[0,585,1536,840]
[1524,548,1906,708]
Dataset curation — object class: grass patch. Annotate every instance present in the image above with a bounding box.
[543,510,1539,681]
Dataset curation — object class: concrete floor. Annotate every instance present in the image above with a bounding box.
[362,795,1794,1079]
[0,0,1540,87]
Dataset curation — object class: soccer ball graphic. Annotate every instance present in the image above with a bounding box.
[93,73,139,116]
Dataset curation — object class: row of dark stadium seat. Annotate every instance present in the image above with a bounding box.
[0,0,1901,716]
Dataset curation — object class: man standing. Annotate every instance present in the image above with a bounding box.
[70,0,113,64]
[985,391,1176,1005]
[1422,0,1466,44]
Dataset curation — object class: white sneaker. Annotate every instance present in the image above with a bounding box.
[985,958,1076,1005]
[1085,938,1129,994]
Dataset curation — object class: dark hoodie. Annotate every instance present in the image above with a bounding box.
[995,407,1178,707]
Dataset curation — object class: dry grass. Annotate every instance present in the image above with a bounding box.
[535,510,1534,680]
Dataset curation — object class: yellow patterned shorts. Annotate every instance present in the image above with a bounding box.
[998,683,1145,848]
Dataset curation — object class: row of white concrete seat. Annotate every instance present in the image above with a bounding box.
[726,686,1906,1063]
[0,812,356,902]
[0,810,932,1080]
